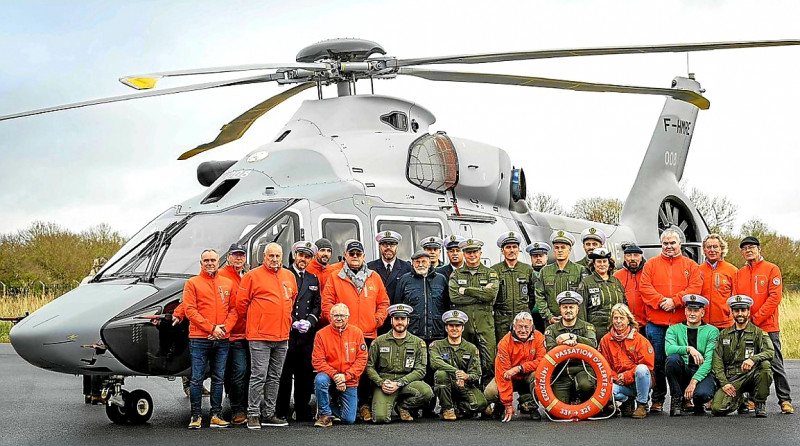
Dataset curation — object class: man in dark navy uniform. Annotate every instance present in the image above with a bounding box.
[369,231,413,333]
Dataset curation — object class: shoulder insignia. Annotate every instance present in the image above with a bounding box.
[475,349,479,355]
[648,347,653,354]
[361,343,367,351]
[773,277,781,286]
[586,323,594,329]
[420,340,426,347]
[544,329,551,335]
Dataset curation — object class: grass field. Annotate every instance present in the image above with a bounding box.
[2,291,800,357]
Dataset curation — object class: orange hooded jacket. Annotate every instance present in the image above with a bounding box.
[237,265,297,342]
[614,266,646,327]
[494,330,546,406]
[311,323,368,387]
[735,258,782,333]
[183,270,238,339]
[598,329,655,386]
[639,254,702,326]
[699,260,737,329]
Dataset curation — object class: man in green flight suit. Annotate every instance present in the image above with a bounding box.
[576,227,607,269]
[535,230,588,325]
[711,295,774,418]
[525,241,551,333]
[449,238,499,387]
[492,231,535,342]
[544,291,598,405]
[429,309,488,420]
[366,304,434,423]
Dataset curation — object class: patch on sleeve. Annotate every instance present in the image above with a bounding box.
[773,277,781,286]
[648,347,653,354]
[361,343,367,351]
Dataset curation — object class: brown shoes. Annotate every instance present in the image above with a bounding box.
[231,413,247,425]
[632,403,648,419]
[359,405,372,421]
[398,407,414,422]
[649,401,663,412]
[781,401,795,414]
[314,414,333,427]
[442,408,457,421]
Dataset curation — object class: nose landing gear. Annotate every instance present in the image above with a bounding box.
[102,376,154,424]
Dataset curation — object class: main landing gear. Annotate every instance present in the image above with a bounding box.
[102,376,154,424]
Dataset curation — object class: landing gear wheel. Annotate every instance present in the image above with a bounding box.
[124,389,154,424]
[105,390,129,424]
[657,197,701,261]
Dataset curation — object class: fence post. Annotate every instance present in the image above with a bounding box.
[0,281,5,297]
[38,281,46,296]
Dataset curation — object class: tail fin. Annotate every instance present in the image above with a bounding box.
[620,76,708,259]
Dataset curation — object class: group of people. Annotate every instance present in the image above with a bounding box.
[175,225,793,429]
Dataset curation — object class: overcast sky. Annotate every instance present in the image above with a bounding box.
[1,0,799,240]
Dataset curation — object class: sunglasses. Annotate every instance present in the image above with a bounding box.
[346,251,364,258]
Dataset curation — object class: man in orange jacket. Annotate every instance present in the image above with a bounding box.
[699,234,737,329]
[237,243,297,429]
[639,229,702,412]
[321,239,390,421]
[183,249,239,429]
[484,311,546,422]
[735,236,794,414]
[614,243,647,331]
[312,303,368,427]
[307,238,334,291]
[219,243,250,425]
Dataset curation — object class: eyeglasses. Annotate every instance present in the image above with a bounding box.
[346,251,364,258]
[331,314,349,319]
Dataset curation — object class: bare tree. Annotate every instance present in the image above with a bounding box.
[529,193,565,215]
[569,197,623,225]
[687,187,738,233]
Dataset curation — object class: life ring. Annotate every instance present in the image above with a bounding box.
[534,344,613,421]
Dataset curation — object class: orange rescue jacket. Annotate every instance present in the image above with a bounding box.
[218,265,247,340]
[495,331,546,406]
[311,323,368,387]
[735,258,783,333]
[237,265,297,342]
[321,267,389,339]
[183,270,238,339]
[699,260,737,329]
[598,329,655,386]
[615,266,646,327]
[640,254,702,326]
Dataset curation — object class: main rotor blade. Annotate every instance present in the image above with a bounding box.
[398,68,710,109]
[120,62,328,90]
[177,82,315,160]
[0,73,284,122]
[396,39,800,67]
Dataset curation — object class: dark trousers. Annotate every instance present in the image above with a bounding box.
[275,344,315,421]
[664,354,715,405]
[646,322,668,403]
[357,338,374,408]
[532,312,546,334]
[224,339,250,417]
[768,332,792,403]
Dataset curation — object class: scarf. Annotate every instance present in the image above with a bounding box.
[343,264,369,294]
[610,325,634,342]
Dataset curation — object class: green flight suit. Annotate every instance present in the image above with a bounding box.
[544,319,598,404]
[366,332,434,423]
[534,261,588,323]
[711,323,774,415]
[449,264,499,386]
[491,261,535,342]
[576,257,590,269]
[577,271,627,340]
[429,338,488,414]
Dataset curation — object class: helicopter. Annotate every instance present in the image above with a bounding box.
[3,37,799,424]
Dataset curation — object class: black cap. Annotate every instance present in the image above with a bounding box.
[228,243,246,254]
[739,236,760,249]
[345,239,364,253]
[315,238,333,250]
[623,243,643,254]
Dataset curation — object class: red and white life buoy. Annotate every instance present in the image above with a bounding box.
[534,344,613,421]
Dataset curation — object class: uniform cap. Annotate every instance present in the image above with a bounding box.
[525,241,551,255]
[315,238,333,250]
[496,231,523,248]
[344,239,364,253]
[292,240,317,257]
[622,243,643,254]
[739,236,760,249]
[442,309,468,325]
[459,238,484,252]
[556,290,583,305]
[727,295,754,309]
[682,294,710,309]
[388,303,413,317]
[444,234,467,249]
[228,243,246,254]
[411,250,430,260]
[588,247,612,260]
[550,230,576,247]
[376,230,402,245]
[581,227,607,244]
[421,236,443,250]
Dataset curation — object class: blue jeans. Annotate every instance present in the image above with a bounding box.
[189,338,229,417]
[224,339,250,417]
[645,322,668,403]
[664,354,716,405]
[315,373,358,425]
[613,364,651,405]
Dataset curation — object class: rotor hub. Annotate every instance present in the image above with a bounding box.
[296,38,385,63]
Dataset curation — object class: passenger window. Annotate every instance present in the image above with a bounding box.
[322,218,361,261]
[249,212,299,267]
[377,220,442,262]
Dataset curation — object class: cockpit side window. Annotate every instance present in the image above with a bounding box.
[248,212,300,268]
[376,220,442,261]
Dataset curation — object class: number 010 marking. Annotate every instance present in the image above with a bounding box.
[664,151,678,166]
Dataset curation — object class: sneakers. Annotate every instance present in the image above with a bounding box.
[210,415,230,428]
[315,414,333,427]
[398,407,414,422]
[682,398,694,412]
[738,402,751,415]
[232,413,247,425]
[755,402,768,418]
[359,405,372,422]
[188,415,202,429]
[261,415,288,427]
[247,415,261,430]
[669,398,683,417]
[649,401,663,413]
[632,402,648,419]
[442,408,457,421]
[621,400,635,417]
[781,401,795,414]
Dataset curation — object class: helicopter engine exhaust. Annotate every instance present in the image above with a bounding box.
[197,160,236,187]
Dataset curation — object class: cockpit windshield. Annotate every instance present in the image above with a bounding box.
[98,201,289,280]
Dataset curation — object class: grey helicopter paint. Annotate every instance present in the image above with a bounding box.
[3,38,799,424]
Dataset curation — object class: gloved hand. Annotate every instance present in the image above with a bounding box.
[292,321,303,332]
[296,319,311,333]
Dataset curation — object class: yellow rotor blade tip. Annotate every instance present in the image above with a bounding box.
[122,77,160,90]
